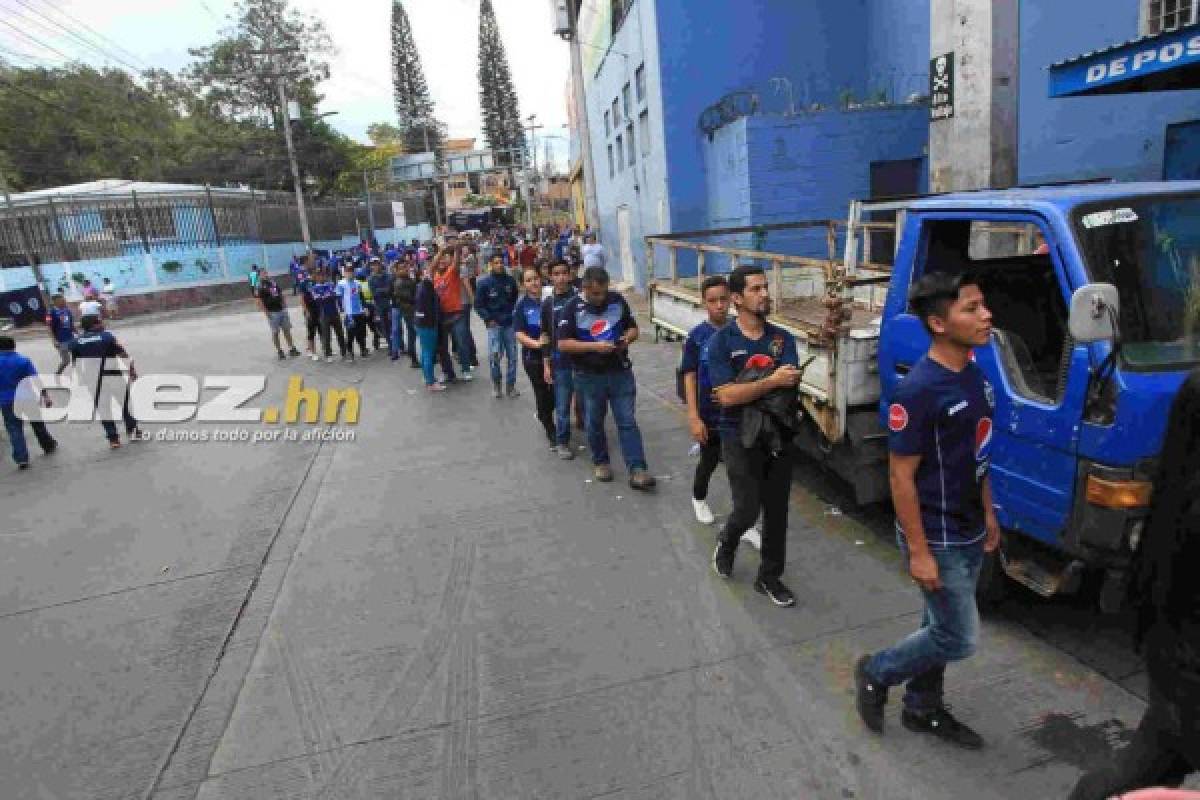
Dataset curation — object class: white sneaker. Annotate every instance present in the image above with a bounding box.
[692,498,715,525]
[310,353,320,362]
[462,371,475,382]
[741,527,762,550]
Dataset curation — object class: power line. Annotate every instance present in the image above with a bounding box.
[0,17,78,63]
[21,0,149,69]
[0,0,144,72]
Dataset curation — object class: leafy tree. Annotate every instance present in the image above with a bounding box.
[390,1,444,157]
[477,0,526,166]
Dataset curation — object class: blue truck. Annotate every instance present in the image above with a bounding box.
[647,181,1199,608]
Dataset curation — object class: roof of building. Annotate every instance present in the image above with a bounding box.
[443,138,477,153]
[1047,22,1200,96]
[9,179,254,205]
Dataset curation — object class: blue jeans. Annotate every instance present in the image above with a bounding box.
[486,325,518,387]
[390,308,417,359]
[573,368,648,471]
[552,365,575,445]
[2,401,56,465]
[417,326,439,385]
[866,541,984,713]
[451,311,475,372]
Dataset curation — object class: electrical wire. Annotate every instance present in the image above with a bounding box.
[0,17,78,63]
[0,0,143,72]
[19,0,149,69]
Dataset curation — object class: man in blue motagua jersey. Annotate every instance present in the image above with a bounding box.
[556,267,655,491]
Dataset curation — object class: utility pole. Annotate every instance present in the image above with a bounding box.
[523,115,544,232]
[564,0,601,234]
[421,122,442,231]
[252,35,312,253]
[363,170,376,241]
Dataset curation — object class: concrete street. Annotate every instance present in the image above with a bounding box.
[0,299,1173,799]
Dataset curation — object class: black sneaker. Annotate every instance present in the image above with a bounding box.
[17,462,29,470]
[277,350,287,360]
[754,577,796,607]
[855,655,887,733]
[901,706,983,750]
[287,348,301,357]
[42,441,58,455]
[712,542,735,578]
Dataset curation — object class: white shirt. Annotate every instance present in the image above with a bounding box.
[581,243,607,269]
[79,300,103,317]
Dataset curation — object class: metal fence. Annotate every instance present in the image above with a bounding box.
[0,188,429,267]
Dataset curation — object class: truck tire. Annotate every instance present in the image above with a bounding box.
[975,547,1008,611]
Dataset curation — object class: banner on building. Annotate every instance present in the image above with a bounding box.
[930,52,955,120]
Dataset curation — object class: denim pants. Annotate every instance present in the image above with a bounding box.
[459,304,479,367]
[573,368,647,471]
[390,308,417,358]
[552,365,575,446]
[2,401,56,465]
[416,326,439,385]
[486,325,518,387]
[866,540,984,712]
[450,312,475,372]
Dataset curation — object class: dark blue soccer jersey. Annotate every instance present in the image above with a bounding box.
[887,356,994,548]
[706,320,799,439]
[557,291,636,373]
[680,320,722,428]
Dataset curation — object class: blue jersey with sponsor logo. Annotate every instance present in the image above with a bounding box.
[541,289,577,371]
[886,356,994,548]
[46,307,75,343]
[310,281,340,318]
[557,291,636,373]
[513,295,545,365]
[706,320,799,439]
[680,320,722,428]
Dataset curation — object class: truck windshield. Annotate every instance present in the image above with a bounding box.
[1074,194,1200,370]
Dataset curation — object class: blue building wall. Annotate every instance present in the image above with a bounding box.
[864,0,931,104]
[1019,0,1200,183]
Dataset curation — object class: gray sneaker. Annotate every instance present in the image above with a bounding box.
[506,384,520,398]
[556,445,576,460]
[593,464,614,482]
[629,470,657,491]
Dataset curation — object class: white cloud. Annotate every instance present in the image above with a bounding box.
[4,0,571,168]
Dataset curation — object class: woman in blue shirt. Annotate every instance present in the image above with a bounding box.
[513,268,556,445]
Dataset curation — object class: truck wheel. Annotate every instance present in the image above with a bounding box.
[976,547,1008,611]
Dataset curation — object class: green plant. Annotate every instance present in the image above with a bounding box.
[838,89,855,109]
[161,261,183,273]
[195,258,212,273]
[71,272,86,284]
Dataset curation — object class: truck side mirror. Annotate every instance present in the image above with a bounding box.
[1068,283,1120,343]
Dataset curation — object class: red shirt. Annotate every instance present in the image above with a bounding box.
[433,265,463,314]
[519,245,538,267]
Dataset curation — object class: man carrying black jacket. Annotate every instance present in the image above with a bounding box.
[705,266,801,608]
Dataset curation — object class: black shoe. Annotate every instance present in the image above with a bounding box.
[17,461,29,470]
[712,542,735,579]
[409,360,420,369]
[287,348,301,357]
[277,350,287,360]
[901,706,983,750]
[42,441,58,455]
[754,577,796,607]
[855,655,887,733]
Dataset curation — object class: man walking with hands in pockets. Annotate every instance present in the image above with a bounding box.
[855,271,999,751]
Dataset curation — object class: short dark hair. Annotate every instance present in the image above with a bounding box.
[0,335,14,351]
[908,271,981,335]
[550,260,571,272]
[81,315,102,330]
[700,275,728,298]
[581,266,609,287]
[51,292,64,301]
[728,265,766,296]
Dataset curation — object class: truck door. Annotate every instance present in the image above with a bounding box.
[880,213,1088,547]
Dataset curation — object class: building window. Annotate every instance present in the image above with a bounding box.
[626,123,636,165]
[639,111,650,156]
[622,83,632,119]
[604,110,611,137]
[615,135,624,172]
[1145,0,1197,34]
[607,144,614,178]
[635,64,646,102]
[612,98,620,127]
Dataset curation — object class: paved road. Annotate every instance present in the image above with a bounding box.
[0,300,1167,799]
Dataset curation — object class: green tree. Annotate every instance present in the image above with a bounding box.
[390,0,444,156]
[477,0,526,166]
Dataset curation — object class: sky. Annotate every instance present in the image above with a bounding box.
[0,0,572,170]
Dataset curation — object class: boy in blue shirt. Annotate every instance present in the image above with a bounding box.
[681,276,728,524]
[475,253,520,398]
[706,266,801,608]
[0,336,57,468]
[541,261,580,459]
[45,293,75,375]
[310,268,349,362]
[855,271,998,751]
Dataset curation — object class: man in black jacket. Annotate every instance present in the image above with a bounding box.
[389,261,418,367]
[705,266,802,608]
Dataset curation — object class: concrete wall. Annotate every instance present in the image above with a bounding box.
[1018,0,1200,184]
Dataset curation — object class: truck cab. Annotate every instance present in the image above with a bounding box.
[879,182,1200,607]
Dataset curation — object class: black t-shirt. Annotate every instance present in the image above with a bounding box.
[258,280,284,312]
